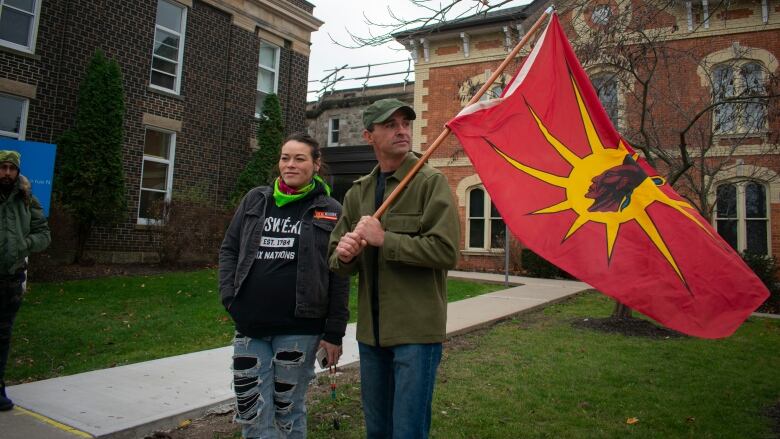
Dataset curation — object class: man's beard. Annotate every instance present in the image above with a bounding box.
[0,177,16,189]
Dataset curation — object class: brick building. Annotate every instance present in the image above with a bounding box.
[0,0,321,262]
[394,0,780,272]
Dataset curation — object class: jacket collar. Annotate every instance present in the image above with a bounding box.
[356,152,421,185]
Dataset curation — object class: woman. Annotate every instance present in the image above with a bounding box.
[219,133,349,438]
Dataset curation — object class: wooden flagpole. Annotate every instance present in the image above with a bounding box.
[373,6,555,219]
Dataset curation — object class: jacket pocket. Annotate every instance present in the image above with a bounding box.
[384,212,422,234]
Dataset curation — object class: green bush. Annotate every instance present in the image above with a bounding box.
[521,248,571,279]
[56,49,126,262]
[231,93,284,205]
[741,252,778,310]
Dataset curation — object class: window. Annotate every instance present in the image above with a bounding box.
[479,85,504,101]
[715,181,769,255]
[591,4,612,25]
[328,117,340,146]
[467,187,505,250]
[256,41,280,117]
[138,128,176,224]
[150,0,187,94]
[591,73,619,128]
[0,0,41,53]
[0,93,27,140]
[712,61,767,134]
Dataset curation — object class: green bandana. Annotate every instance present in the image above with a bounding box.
[273,175,331,207]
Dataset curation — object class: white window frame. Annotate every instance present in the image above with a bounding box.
[466,186,505,251]
[711,61,768,135]
[714,180,771,255]
[138,128,176,225]
[0,0,42,53]
[149,0,187,95]
[255,41,280,118]
[0,93,28,140]
[328,117,340,146]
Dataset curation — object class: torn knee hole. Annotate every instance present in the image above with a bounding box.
[233,356,257,371]
[274,399,293,413]
[235,391,262,422]
[274,381,295,393]
[275,419,293,433]
[233,375,257,394]
[274,350,304,363]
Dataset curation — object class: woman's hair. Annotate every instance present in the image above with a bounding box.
[281,132,328,176]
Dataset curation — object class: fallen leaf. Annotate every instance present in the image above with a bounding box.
[626,417,639,425]
[179,419,192,428]
[686,416,695,423]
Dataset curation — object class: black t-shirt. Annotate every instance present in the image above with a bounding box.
[229,189,324,338]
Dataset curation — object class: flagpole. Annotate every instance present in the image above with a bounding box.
[373,6,555,219]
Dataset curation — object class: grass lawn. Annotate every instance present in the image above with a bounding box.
[8,269,504,383]
[306,292,780,439]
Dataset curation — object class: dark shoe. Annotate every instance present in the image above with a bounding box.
[0,384,13,411]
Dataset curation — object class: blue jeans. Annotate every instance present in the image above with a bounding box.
[358,342,442,439]
[232,333,320,438]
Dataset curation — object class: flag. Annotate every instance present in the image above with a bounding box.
[446,14,769,338]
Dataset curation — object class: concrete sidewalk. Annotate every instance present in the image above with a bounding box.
[1,272,589,438]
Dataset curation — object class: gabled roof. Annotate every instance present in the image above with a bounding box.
[392,0,548,39]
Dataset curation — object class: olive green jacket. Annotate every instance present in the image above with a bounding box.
[0,175,51,275]
[328,153,460,346]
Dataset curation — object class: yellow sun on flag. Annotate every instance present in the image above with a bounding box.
[485,75,712,285]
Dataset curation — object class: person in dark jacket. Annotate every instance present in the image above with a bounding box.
[0,150,51,411]
[219,133,349,438]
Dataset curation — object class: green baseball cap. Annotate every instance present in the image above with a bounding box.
[0,150,20,168]
[363,98,416,129]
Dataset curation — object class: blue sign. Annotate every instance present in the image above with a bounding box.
[0,139,57,217]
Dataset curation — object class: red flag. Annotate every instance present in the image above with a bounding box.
[447,14,769,338]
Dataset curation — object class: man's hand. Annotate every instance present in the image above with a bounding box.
[335,231,366,263]
[319,340,342,367]
[354,216,384,247]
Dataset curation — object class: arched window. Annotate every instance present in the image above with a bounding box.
[591,73,619,128]
[715,181,769,255]
[467,187,505,250]
[712,61,767,134]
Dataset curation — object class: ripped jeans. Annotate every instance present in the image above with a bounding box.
[232,333,319,438]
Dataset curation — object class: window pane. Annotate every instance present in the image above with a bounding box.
[713,66,736,133]
[469,189,484,217]
[746,220,768,255]
[142,161,169,190]
[151,71,175,89]
[139,190,166,220]
[469,219,484,248]
[716,184,737,218]
[255,92,267,116]
[741,63,765,94]
[592,74,618,127]
[331,118,339,130]
[144,130,171,158]
[259,44,277,69]
[7,0,35,12]
[152,56,177,74]
[490,219,506,249]
[0,7,32,46]
[0,94,24,134]
[156,0,183,33]
[258,68,275,93]
[490,201,501,218]
[716,220,738,251]
[745,182,766,218]
[154,31,179,60]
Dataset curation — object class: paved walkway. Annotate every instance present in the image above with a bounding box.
[1,272,589,438]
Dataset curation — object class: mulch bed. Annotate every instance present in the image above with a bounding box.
[571,316,687,338]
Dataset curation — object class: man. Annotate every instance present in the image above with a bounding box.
[0,150,51,411]
[328,99,460,438]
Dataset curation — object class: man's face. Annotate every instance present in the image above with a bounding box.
[363,110,412,160]
[0,162,19,187]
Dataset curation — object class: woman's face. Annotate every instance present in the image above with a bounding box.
[278,140,319,189]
